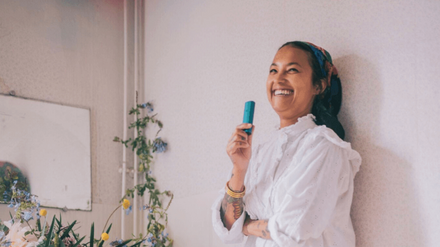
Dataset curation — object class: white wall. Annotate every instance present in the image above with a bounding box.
[144,0,440,246]
[0,0,132,239]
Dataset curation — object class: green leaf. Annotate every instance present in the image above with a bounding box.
[97,240,104,247]
[60,220,77,239]
[0,224,9,232]
[106,223,112,234]
[70,227,79,242]
[71,236,85,247]
[130,239,144,247]
[45,216,56,247]
[36,218,41,232]
[132,141,137,151]
[55,214,62,232]
[115,239,132,247]
[90,223,94,247]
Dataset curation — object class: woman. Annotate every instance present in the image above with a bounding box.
[212,41,361,246]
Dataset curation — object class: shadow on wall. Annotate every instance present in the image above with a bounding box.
[336,55,424,246]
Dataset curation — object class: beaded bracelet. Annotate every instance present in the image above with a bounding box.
[225,181,246,198]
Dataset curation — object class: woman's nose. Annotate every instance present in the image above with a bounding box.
[274,70,287,82]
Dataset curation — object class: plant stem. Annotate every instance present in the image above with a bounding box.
[25,220,34,231]
[164,194,174,212]
[102,205,121,234]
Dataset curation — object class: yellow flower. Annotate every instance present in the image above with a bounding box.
[39,209,47,217]
[101,232,109,241]
[122,199,130,210]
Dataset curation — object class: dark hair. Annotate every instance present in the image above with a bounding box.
[279,41,345,139]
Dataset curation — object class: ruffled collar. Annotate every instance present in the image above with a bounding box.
[276,114,317,136]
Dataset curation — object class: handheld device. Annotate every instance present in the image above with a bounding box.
[243,101,255,135]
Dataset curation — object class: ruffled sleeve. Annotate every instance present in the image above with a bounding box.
[267,127,361,246]
[211,191,246,244]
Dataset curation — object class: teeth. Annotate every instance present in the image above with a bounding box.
[274,90,293,96]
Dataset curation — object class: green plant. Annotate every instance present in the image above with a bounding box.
[113,97,173,247]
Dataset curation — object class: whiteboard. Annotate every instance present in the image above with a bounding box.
[0,95,91,211]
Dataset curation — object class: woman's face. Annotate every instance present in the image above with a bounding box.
[266,46,320,123]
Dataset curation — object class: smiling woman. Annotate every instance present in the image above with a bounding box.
[212,41,361,247]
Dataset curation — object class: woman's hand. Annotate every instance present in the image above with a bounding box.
[226,123,254,172]
[242,213,254,236]
[242,214,272,240]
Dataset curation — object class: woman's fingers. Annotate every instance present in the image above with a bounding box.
[227,140,250,154]
[236,123,253,130]
[228,123,253,142]
[226,123,255,156]
[228,133,248,144]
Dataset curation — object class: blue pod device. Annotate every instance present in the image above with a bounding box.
[243,101,255,135]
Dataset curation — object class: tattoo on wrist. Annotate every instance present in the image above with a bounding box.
[261,220,270,238]
[220,193,244,226]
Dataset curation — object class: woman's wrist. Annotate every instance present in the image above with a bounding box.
[244,219,271,240]
[228,167,247,191]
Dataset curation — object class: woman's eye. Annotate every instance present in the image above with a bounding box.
[288,68,298,72]
[269,69,277,73]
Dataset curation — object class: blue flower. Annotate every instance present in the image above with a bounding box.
[4,241,11,247]
[125,205,132,215]
[152,137,167,153]
[23,211,33,221]
[140,102,154,113]
[149,208,153,214]
[109,239,124,246]
[0,231,4,238]
[7,203,13,208]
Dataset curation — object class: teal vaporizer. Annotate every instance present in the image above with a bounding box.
[243,101,255,135]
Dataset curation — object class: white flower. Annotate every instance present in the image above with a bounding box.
[25,235,44,247]
[3,221,43,247]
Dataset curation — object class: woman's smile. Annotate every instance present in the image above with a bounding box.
[273,89,294,96]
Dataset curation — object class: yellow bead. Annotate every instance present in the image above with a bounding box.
[122,199,130,210]
[39,209,47,217]
[101,233,109,241]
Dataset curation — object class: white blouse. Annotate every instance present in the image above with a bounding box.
[212,114,361,247]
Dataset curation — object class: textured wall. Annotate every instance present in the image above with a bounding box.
[0,0,129,238]
[144,0,440,246]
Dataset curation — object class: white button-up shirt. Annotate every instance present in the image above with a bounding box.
[212,114,361,247]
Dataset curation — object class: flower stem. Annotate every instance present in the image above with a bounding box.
[25,220,35,231]
[102,205,122,234]
[42,216,47,237]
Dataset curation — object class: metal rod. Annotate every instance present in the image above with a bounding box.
[121,0,128,239]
